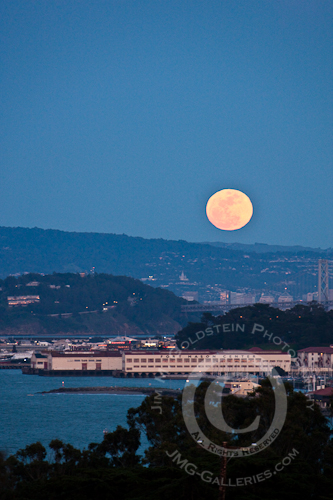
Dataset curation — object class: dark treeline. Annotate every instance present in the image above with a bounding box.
[1,382,333,499]
[176,303,333,351]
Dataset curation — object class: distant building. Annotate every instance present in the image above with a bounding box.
[278,293,293,303]
[259,294,274,304]
[306,387,333,412]
[7,295,40,306]
[182,291,198,301]
[69,344,95,352]
[160,339,178,350]
[51,340,72,351]
[230,292,256,305]
[107,336,137,351]
[298,347,333,372]
[223,380,260,396]
[31,351,122,373]
[179,271,189,282]
[122,349,290,375]
[30,352,48,370]
[135,338,160,350]
[220,291,229,304]
[300,291,333,302]
[230,292,243,304]
[28,348,291,376]
[302,292,319,302]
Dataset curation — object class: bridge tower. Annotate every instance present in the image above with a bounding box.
[318,259,329,304]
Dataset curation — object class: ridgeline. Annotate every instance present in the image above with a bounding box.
[0,226,331,302]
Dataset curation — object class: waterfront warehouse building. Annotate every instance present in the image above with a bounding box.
[30,350,122,375]
[122,349,290,375]
[29,348,290,376]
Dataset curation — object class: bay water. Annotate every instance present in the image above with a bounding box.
[1,370,184,457]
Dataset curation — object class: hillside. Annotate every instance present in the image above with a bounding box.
[175,303,333,351]
[0,226,331,302]
[0,272,193,337]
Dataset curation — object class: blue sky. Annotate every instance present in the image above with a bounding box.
[1,1,332,248]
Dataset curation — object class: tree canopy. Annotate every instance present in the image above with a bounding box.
[1,380,333,499]
[175,303,333,351]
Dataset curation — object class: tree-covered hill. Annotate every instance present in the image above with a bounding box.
[175,303,333,351]
[0,272,194,337]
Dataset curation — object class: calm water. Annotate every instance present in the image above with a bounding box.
[1,370,184,456]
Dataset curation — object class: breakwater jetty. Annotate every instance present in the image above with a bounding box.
[39,386,181,397]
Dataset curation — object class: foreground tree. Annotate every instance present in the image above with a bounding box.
[1,380,333,499]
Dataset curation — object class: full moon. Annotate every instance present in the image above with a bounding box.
[206,189,253,231]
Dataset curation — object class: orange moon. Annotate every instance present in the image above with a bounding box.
[206,189,253,231]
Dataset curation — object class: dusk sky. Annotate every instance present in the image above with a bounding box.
[1,1,332,248]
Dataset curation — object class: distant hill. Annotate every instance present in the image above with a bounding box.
[0,226,331,302]
[0,272,193,337]
[0,226,242,277]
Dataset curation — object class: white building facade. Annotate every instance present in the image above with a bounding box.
[31,351,122,372]
[122,349,290,375]
[297,347,333,373]
[31,348,290,375]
